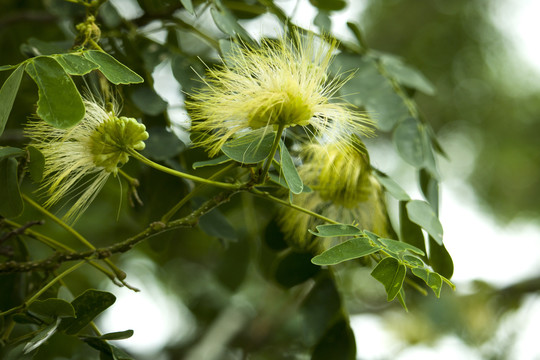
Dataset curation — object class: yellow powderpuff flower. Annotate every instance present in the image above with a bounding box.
[278,140,389,251]
[186,31,374,157]
[25,98,148,222]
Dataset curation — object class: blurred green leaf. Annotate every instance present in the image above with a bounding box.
[25,56,85,128]
[0,157,24,217]
[53,54,99,75]
[279,140,303,194]
[411,267,443,297]
[192,155,231,169]
[312,317,356,360]
[406,200,443,245]
[27,145,45,183]
[84,330,134,341]
[429,237,454,279]
[130,87,167,116]
[274,251,320,288]
[142,127,185,161]
[83,337,134,360]
[199,207,237,241]
[0,64,25,136]
[309,0,347,11]
[221,129,275,164]
[314,11,332,32]
[371,257,406,301]
[393,117,425,167]
[0,147,25,160]
[210,1,254,43]
[180,0,195,15]
[83,51,143,85]
[420,167,439,208]
[28,298,76,319]
[23,318,61,354]
[310,224,362,237]
[399,201,426,256]
[380,54,436,95]
[60,289,116,335]
[374,170,410,201]
[0,65,19,71]
[312,237,381,266]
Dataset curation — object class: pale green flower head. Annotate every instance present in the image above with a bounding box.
[25,98,148,222]
[278,140,389,251]
[187,31,374,156]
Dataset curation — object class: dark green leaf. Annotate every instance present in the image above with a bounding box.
[312,317,356,360]
[141,127,184,161]
[428,237,454,279]
[192,155,232,169]
[23,318,61,354]
[402,254,425,267]
[378,237,425,256]
[0,157,24,217]
[314,11,332,32]
[279,140,303,194]
[27,145,45,183]
[0,147,25,160]
[310,224,362,237]
[171,54,202,93]
[60,289,116,335]
[420,168,439,209]
[0,65,18,71]
[371,257,406,301]
[83,338,134,360]
[380,54,436,95]
[411,267,443,297]
[210,2,254,44]
[199,208,237,241]
[406,200,443,245]
[12,313,42,325]
[28,298,75,318]
[83,51,143,85]
[53,54,99,75]
[221,129,275,164]
[273,251,320,288]
[25,56,85,128]
[309,0,347,11]
[130,87,168,116]
[312,237,381,266]
[85,330,134,341]
[0,64,25,136]
[399,201,426,256]
[374,170,410,201]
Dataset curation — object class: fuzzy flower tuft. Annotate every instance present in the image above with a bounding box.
[278,140,389,251]
[25,98,148,222]
[186,31,374,156]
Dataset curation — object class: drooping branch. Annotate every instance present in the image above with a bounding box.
[0,190,240,273]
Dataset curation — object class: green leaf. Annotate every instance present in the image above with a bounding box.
[0,64,19,71]
[130,87,167,116]
[311,237,381,266]
[60,289,116,335]
[25,56,85,128]
[380,54,436,95]
[192,155,231,169]
[312,317,356,360]
[402,254,425,267]
[393,117,425,167]
[180,0,195,15]
[309,0,347,11]
[429,237,454,279]
[27,145,45,183]
[210,2,254,44]
[23,318,61,354]
[279,140,303,194]
[309,224,363,237]
[83,338,134,360]
[141,127,185,161]
[273,251,320,288]
[53,54,99,75]
[371,257,406,301]
[397,288,408,311]
[411,267,443,297]
[399,201,426,256]
[0,147,25,160]
[378,237,425,256]
[374,170,410,201]
[420,168,439,209]
[0,157,24,217]
[406,200,443,245]
[314,11,332,32]
[28,298,76,318]
[199,207,237,241]
[221,129,275,164]
[83,50,143,85]
[0,64,25,136]
[333,55,409,131]
[85,330,134,341]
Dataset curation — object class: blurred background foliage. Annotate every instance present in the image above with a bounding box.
[1,0,540,359]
